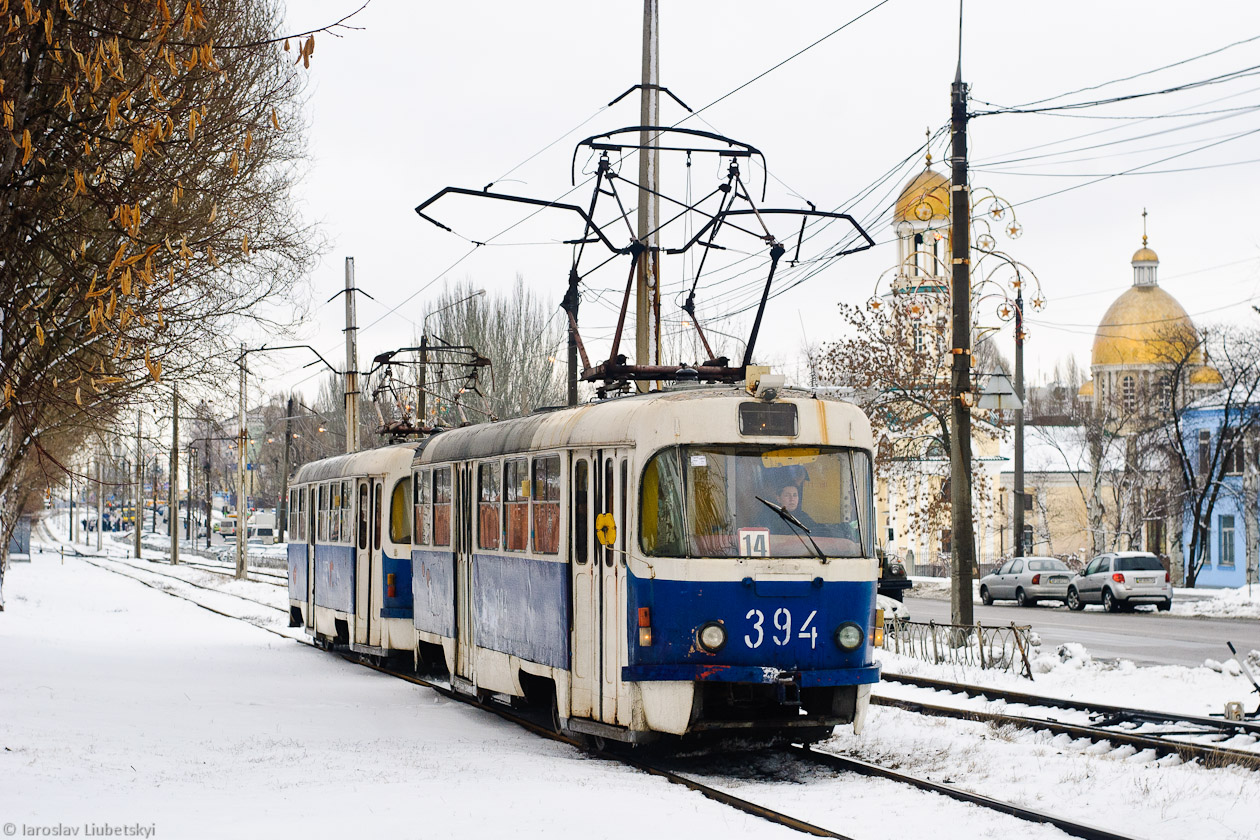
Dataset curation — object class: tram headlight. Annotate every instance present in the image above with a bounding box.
[834,622,863,651]
[697,621,727,653]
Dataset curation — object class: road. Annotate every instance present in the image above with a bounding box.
[905,595,1260,667]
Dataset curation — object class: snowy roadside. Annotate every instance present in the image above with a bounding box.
[6,524,1258,838]
[907,574,1260,619]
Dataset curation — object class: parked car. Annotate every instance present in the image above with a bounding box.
[979,556,1073,606]
[877,593,911,622]
[1066,551,1172,612]
[877,549,914,601]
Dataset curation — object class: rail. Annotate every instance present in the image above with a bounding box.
[885,618,1035,679]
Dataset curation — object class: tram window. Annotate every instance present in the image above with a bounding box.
[414,470,431,546]
[640,445,872,559]
[317,484,327,542]
[478,462,501,550]
[328,482,340,543]
[433,467,452,546]
[373,482,383,551]
[604,459,614,566]
[532,455,561,554]
[639,449,685,557]
[357,483,370,550]
[389,478,412,545]
[504,459,528,551]
[620,459,628,565]
[574,459,589,564]
[341,481,353,545]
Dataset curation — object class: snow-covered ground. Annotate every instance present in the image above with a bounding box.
[909,574,1260,619]
[4,521,1259,838]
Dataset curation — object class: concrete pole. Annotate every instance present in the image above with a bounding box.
[236,344,248,580]
[418,334,428,424]
[170,386,179,565]
[134,413,142,558]
[69,471,75,543]
[948,65,976,627]
[634,0,661,392]
[344,257,360,454]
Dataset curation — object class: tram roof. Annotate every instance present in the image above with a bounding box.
[292,441,421,485]
[415,386,872,466]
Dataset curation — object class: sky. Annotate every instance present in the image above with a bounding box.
[255,0,1260,405]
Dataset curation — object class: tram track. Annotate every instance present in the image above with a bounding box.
[69,541,1148,840]
[877,672,1260,771]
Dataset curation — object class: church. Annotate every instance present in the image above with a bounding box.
[872,158,1234,583]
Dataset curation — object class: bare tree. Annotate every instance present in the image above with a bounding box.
[1157,325,1260,587]
[0,2,365,583]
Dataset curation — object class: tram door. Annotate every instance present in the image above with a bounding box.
[353,478,379,646]
[305,486,315,630]
[454,463,476,681]
[570,449,629,725]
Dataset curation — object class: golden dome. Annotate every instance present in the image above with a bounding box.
[1092,285,1201,367]
[1077,380,1094,397]
[895,169,949,223]
[1190,366,1223,385]
[1131,246,1159,263]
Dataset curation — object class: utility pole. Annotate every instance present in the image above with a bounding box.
[170,386,179,565]
[204,457,212,551]
[343,257,360,454]
[634,0,661,392]
[236,343,248,580]
[186,445,193,541]
[948,62,977,627]
[1014,288,1025,558]
[69,471,75,543]
[279,396,294,543]
[134,413,142,558]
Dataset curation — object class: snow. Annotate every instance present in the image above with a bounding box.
[1,548,805,839]
[5,518,1259,838]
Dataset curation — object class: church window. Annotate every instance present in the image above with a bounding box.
[1224,434,1245,476]
[1158,375,1172,408]
[1220,516,1236,567]
[1198,430,1211,473]
[912,233,924,276]
[1122,375,1136,412]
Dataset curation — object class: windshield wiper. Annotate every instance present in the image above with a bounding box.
[754,496,826,562]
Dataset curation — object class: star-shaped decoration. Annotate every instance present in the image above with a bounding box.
[997,303,1013,319]
[1007,221,1023,239]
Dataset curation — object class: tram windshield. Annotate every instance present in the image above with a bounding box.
[640,445,874,559]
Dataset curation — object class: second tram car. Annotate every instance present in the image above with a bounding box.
[287,386,881,744]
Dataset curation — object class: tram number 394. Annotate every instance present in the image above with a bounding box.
[744,608,818,649]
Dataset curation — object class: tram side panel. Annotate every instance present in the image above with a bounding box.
[287,540,308,627]
[313,541,355,642]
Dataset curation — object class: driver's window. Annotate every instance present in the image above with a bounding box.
[1084,557,1100,576]
[998,560,1013,575]
[1098,558,1111,573]
[1010,560,1024,574]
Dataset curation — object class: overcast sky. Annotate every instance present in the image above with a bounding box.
[261,0,1260,404]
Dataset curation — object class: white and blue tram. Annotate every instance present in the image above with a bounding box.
[288,387,881,744]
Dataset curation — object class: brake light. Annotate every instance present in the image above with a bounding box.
[1031,574,1041,585]
[1165,571,1170,583]
[638,607,652,646]
[1112,573,1125,583]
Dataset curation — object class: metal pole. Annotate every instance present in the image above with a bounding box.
[279,397,293,543]
[134,413,142,558]
[236,344,248,579]
[344,257,360,454]
[186,445,193,541]
[95,454,102,551]
[634,0,661,391]
[69,471,75,543]
[170,386,179,565]
[204,460,211,551]
[1013,290,1025,557]
[948,64,976,627]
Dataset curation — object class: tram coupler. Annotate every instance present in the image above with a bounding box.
[775,672,802,706]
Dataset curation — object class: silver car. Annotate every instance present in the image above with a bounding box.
[1067,551,1173,612]
[979,556,1073,607]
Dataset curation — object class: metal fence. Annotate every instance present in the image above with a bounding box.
[885,618,1035,679]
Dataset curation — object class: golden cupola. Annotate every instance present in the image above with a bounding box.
[1091,233,1200,368]
[894,166,950,223]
